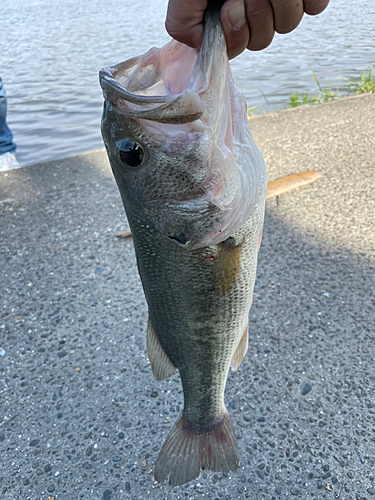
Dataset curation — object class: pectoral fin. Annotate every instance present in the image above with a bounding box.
[231,324,249,371]
[147,319,177,381]
[213,237,243,296]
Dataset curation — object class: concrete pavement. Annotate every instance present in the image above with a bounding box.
[0,93,374,499]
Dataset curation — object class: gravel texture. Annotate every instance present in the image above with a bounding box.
[0,93,374,499]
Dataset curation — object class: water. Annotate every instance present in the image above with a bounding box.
[1,0,374,167]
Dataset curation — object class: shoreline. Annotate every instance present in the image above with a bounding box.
[2,91,373,173]
[248,90,375,119]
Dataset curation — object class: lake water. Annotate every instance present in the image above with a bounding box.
[1,0,374,167]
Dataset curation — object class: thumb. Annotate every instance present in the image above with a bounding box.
[220,0,250,59]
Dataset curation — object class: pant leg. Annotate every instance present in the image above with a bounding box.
[0,77,17,155]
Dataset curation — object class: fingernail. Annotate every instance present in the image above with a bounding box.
[228,0,246,30]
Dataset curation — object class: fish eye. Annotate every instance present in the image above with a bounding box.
[117,139,144,168]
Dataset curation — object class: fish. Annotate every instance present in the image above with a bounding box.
[99,3,267,487]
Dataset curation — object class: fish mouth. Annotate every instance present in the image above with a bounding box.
[99,46,205,125]
[99,6,223,126]
[100,67,176,105]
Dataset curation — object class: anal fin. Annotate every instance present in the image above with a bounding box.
[147,319,177,381]
[231,323,248,371]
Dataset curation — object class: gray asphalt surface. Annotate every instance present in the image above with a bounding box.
[0,93,374,500]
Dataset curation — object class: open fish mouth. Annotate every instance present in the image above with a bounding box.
[99,42,205,125]
[100,66,177,104]
[99,6,235,128]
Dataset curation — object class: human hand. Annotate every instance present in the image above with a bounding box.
[165,0,330,59]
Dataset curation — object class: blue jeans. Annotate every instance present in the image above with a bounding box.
[0,77,16,155]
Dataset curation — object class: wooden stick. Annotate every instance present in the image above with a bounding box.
[266,170,321,199]
[116,229,132,239]
[115,171,322,238]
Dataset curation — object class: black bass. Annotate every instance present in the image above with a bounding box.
[100,4,267,486]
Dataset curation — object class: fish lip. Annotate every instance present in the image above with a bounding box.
[99,67,176,105]
[99,66,204,124]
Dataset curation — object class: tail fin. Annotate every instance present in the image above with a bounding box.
[154,408,238,486]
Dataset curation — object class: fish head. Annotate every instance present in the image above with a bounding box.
[100,76,211,209]
[100,7,267,249]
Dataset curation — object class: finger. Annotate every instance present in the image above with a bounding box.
[270,0,304,34]
[220,0,251,59]
[244,0,274,51]
[303,0,330,16]
[165,0,208,49]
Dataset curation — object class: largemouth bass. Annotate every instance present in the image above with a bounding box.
[100,4,267,486]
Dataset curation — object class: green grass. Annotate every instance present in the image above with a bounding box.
[288,66,375,109]
[246,66,375,116]
[246,105,260,116]
[347,67,375,94]
[289,91,323,108]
